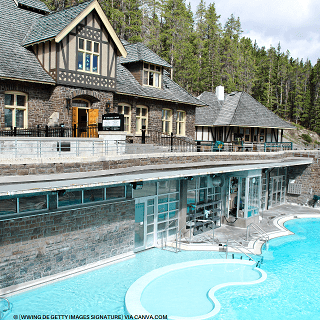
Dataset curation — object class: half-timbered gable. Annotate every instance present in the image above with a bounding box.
[23,0,126,91]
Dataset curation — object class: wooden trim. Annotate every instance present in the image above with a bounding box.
[49,40,51,71]
[55,0,127,58]
[60,41,67,70]
[42,42,45,66]
[66,34,69,71]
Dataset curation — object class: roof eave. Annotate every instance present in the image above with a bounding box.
[0,76,55,85]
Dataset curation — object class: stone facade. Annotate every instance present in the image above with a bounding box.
[0,80,113,128]
[0,199,135,289]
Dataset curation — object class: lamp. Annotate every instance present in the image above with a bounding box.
[66,98,71,111]
[105,102,111,113]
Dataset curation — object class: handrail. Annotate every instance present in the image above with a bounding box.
[246,223,269,249]
[226,239,258,265]
[0,296,10,312]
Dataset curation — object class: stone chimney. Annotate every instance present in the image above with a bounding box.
[216,86,224,101]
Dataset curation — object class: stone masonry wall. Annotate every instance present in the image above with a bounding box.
[286,156,320,206]
[0,199,135,289]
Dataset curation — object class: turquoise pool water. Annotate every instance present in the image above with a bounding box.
[4,218,320,319]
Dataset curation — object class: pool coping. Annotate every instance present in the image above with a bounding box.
[0,251,135,297]
[125,259,267,320]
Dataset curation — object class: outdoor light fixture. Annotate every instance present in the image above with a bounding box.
[66,98,71,111]
[105,102,111,113]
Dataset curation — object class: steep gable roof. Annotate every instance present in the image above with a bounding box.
[195,91,222,125]
[23,0,126,57]
[197,91,295,129]
[119,42,171,68]
[0,0,55,83]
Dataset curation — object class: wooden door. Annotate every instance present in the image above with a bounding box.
[88,109,99,137]
[72,107,78,137]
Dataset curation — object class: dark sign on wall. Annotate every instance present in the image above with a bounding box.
[102,113,124,131]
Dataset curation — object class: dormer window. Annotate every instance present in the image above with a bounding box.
[143,63,161,88]
[77,38,99,73]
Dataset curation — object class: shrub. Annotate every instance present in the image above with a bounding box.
[301,133,312,144]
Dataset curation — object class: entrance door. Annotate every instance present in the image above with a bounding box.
[134,196,156,251]
[228,177,239,218]
[270,176,284,207]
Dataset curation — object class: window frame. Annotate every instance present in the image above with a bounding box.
[176,110,186,136]
[143,63,161,88]
[77,38,100,74]
[136,105,148,134]
[162,108,172,135]
[4,91,28,129]
[118,104,132,133]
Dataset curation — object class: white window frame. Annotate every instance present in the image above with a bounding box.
[136,105,148,134]
[118,104,132,133]
[4,91,28,128]
[143,63,161,88]
[77,38,100,74]
[176,110,186,136]
[162,109,172,134]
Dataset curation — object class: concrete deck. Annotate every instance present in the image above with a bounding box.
[169,204,320,254]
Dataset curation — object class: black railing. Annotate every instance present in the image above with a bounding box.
[144,129,196,152]
[0,125,98,138]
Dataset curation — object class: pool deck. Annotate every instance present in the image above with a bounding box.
[168,204,320,254]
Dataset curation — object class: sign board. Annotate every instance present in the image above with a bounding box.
[102,113,124,131]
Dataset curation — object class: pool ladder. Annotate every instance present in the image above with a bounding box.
[246,223,269,250]
[226,239,263,267]
[0,297,10,319]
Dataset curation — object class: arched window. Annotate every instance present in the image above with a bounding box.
[4,92,28,128]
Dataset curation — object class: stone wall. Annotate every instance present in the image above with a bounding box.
[0,199,135,289]
[287,156,320,206]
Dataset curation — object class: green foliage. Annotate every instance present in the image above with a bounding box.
[301,133,312,143]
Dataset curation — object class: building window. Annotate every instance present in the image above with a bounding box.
[118,104,131,133]
[244,128,251,142]
[259,128,265,142]
[162,109,172,134]
[136,106,148,134]
[4,92,28,128]
[143,63,161,88]
[176,110,186,136]
[77,38,99,73]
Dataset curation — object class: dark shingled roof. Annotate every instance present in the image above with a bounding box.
[197,91,295,129]
[23,0,94,46]
[15,0,51,13]
[116,61,206,106]
[0,0,55,83]
[195,91,222,125]
[119,42,172,68]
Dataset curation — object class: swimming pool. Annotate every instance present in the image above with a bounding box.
[4,218,320,319]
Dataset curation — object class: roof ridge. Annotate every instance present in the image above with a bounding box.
[229,91,242,124]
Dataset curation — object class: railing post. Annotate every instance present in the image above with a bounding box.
[13,127,17,137]
[197,141,201,152]
[45,125,49,137]
[170,132,173,152]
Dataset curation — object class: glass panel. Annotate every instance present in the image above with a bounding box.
[149,64,154,70]
[84,188,104,203]
[169,220,177,228]
[5,94,14,106]
[169,210,178,219]
[158,222,167,231]
[168,228,177,236]
[158,213,167,221]
[199,189,207,203]
[142,108,147,117]
[19,195,47,212]
[155,66,160,72]
[146,234,154,247]
[92,55,98,72]
[124,106,130,115]
[158,195,168,204]
[147,225,154,233]
[79,38,84,50]
[16,95,26,106]
[15,109,24,128]
[169,180,179,192]
[200,177,207,188]
[94,42,99,53]
[0,198,16,215]
[169,201,178,210]
[86,40,92,51]
[85,53,91,71]
[133,182,157,198]
[147,205,154,215]
[158,203,168,213]
[135,202,144,249]
[106,186,125,199]
[158,181,170,194]
[4,108,12,127]
[154,73,159,87]
[143,71,148,85]
[187,178,196,190]
[169,193,178,202]
[149,72,153,86]
[147,215,154,224]
[58,190,82,207]
[147,199,154,206]
[77,52,83,70]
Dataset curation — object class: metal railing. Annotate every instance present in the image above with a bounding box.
[246,223,269,250]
